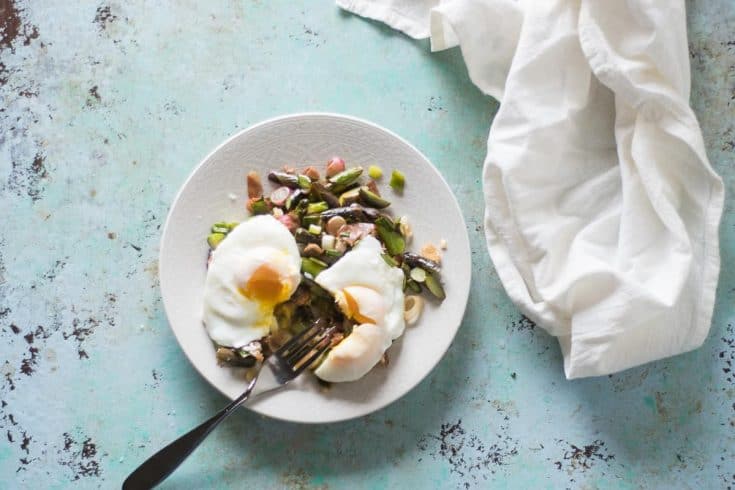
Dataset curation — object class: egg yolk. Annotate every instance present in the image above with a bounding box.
[342,289,377,324]
[239,264,289,307]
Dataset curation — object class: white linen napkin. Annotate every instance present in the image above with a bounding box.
[337,0,725,378]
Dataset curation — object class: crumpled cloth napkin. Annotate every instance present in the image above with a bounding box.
[337,0,725,378]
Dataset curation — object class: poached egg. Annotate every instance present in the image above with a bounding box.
[314,235,405,382]
[202,215,301,348]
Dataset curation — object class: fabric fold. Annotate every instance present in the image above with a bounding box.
[337,0,724,378]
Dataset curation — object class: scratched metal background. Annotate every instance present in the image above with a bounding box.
[0,1,733,489]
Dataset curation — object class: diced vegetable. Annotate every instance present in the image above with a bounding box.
[321,234,336,250]
[267,170,300,188]
[302,214,321,228]
[381,253,399,267]
[293,198,309,216]
[211,222,230,234]
[295,228,320,244]
[424,272,446,300]
[328,166,363,186]
[308,224,322,235]
[207,232,226,249]
[389,170,405,192]
[216,347,257,367]
[301,257,328,277]
[409,267,427,283]
[359,186,391,209]
[401,252,441,274]
[406,279,422,294]
[307,201,329,214]
[311,182,340,208]
[325,249,343,257]
[329,166,363,193]
[375,216,405,255]
[285,189,305,210]
[270,186,291,207]
[368,165,383,179]
[338,187,361,206]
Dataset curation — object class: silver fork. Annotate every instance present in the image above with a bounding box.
[122,320,334,490]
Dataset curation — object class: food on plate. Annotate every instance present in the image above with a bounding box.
[202,158,446,383]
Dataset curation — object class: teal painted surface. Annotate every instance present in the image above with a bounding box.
[0,1,733,488]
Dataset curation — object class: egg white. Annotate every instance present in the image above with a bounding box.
[202,215,301,348]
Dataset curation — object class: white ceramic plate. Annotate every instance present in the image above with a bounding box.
[159,113,471,423]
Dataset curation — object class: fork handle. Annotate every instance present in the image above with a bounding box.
[122,377,258,490]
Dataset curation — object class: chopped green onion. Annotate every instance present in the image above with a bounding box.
[368,165,383,179]
[302,214,321,227]
[207,232,226,249]
[409,267,427,283]
[325,249,342,257]
[321,234,336,250]
[307,201,329,214]
[211,222,230,234]
[301,257,327,277]
[308,224,322,235]
[389,170,405,192]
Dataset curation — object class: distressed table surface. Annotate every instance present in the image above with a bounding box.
[1,1,733,489]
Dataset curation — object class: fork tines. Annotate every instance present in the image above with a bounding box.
[276,319,334,374]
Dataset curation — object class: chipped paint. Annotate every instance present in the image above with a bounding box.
[0,0,733,488]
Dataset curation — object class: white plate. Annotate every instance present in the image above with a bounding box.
[159,113,471,423]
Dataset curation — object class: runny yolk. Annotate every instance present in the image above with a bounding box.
[342,289,377,324]
[240,264,287,307]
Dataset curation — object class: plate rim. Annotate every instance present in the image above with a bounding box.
[159,112,471,423]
